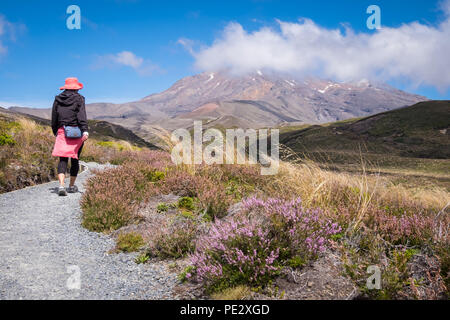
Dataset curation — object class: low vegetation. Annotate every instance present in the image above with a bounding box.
[81,146,449,299]
[0,116,57,193]
[0,110,154,193]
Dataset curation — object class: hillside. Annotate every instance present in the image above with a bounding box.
[278,101,450,187]
[280,101,449,158]
[1,107,158,149]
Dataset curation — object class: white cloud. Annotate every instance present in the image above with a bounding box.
[112,51,144,68]
[94,51,159,76]
[177,38,196,55]
[182,0,450,91]
[0,14,24,56]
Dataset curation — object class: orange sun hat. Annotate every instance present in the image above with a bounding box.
[60,77,83,90]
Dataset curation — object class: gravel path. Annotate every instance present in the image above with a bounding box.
[0,162,179,300]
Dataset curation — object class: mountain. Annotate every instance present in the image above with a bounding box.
[10,71,427,141]
[279,100,450,160]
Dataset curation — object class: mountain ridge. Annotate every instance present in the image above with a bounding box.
[9,71,428,140]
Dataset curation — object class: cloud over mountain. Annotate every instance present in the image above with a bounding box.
[183,1,450,91]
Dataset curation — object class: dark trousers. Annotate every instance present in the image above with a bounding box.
[57,143,84,177]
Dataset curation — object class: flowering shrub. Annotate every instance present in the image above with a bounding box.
[188,197,341,292]
[161,169,199,197]
[242,197,341,259]
[81,151,170,232]
[374,212,441,246]
[190,216,281,292]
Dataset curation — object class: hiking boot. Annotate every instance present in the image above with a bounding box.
[58,186,67,196]
[67,185,79,193]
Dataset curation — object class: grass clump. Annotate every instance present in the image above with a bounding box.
[116,232,145,253]
[157,203,169,213]
[135,253,150,264]
[211,286,251,300]
[178,197,195,210]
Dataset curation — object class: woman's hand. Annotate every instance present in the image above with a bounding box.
[82,132,89,142]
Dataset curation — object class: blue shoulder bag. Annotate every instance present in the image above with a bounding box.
[63,125,82,139]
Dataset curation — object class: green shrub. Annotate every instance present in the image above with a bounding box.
[157,203,169,213]
[178,197,195,210]
[135,253,150,264]
[180,210,196,219]
[436,244,450,298]
[375,249,416,299]
[178,266,195,283]
[0,133,16,146]
[142,169,165,182]
[116,232,145,253]
[287,256,307,269]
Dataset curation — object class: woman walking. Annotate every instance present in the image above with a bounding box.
[51,77,89,196]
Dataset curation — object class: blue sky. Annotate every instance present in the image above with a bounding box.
[0,0,449,108]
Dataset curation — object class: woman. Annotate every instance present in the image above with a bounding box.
[51,77,89,196]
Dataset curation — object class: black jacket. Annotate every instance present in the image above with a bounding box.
[51,90,88,136]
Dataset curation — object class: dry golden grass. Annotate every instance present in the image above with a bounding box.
[211,286,251,300]
[153,134,449,225]
[17,117,50,145]
[0,116,57,193]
